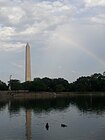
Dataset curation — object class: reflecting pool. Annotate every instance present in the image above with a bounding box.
[0,96,105,140]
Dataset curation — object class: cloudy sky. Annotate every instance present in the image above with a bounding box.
[0,0,105,83]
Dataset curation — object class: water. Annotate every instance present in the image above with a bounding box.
[0,96,105,140]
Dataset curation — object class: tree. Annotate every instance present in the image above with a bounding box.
[69,73,105,92]
[8,79,21,90]
[42,77,52,91]
[33,78,47,91]
[0,80,8,90]
[55,84,65,92]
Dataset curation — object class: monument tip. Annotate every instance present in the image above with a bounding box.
[26,42,30,47]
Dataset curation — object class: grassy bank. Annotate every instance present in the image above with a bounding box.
[0,91,105,100]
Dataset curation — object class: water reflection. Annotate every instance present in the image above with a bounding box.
[1,96,105,114]
[8,98,70,114]
[70,96,105,115]
[1,96,105,140]
[0,99,8,111]
[26,110,32,140]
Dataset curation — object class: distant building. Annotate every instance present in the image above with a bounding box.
[25,43,31,81]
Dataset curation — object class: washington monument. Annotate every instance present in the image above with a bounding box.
[25,43,31,81]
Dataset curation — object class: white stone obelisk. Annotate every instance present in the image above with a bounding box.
[25,43,31,81]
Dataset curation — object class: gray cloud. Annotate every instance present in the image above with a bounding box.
[85,0,105,7]
[0,0,105,82]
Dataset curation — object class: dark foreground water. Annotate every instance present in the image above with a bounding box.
[1,96,105,140]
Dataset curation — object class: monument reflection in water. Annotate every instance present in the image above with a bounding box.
[26,110,32,140]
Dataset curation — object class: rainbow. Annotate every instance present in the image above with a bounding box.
[58,33,105,66]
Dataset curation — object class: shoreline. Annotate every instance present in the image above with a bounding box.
[0,91,105,100]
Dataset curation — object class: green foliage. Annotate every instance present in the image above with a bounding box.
[69,73,105,92]
[55,84,65,92]
[21,77,68,92]
[33,78,47,91]
[42,77,52,91]
[21,81,31,90]
[0,80,8,90]
[51,78,69,92]
[8,79,21,90]
[1,72,105,92]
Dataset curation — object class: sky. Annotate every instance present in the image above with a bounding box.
[0,0,105,83]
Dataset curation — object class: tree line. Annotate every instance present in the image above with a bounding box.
[0,73,105,92]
